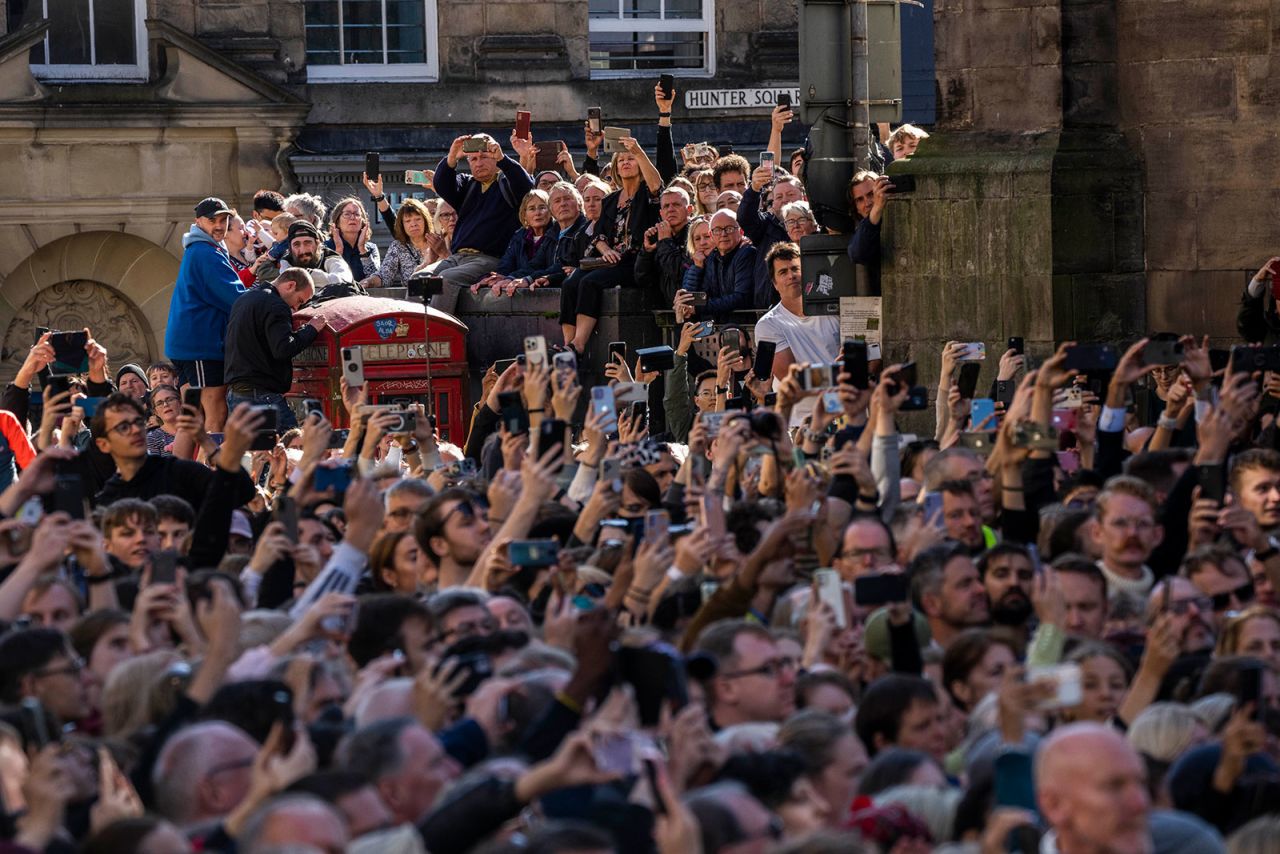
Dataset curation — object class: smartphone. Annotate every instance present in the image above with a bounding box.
[922,491,944,528]
[1026,663,1083,709]
[631,400,648,428]
[689,291,709,307]
[754,340,777,381]
[405,169,431,186]
[820,389,843,415]
[553,349,577,379]
[587,106,603,134]
[644,509,670,542]
[658,73,674,100]
[1144,339,1184,366]
[18,698,52,749]
[1209,348,1231,373]
[271,687,296,753]
[957,362,981,399]
[600,457,623,490]
[342,346,365,387]
[900,386,929,411]
[853,572,909,607]
[1063,343,1119,373]
[78,397,105,418]
[462,137,488,153]
[314,461,353,497]
[692,320,715,340]
[183,387,203,411]
[515,110,532,140]
[970,398,997,429]
[303,398,324,418]
[594,732,637,776]
[896,361,918,389]
[1008,336,1025,356]
[523,335,548,367]
[365,151,380,181]
[150,550,179,585]
[250,430,278,452]
[274,495,299,542]
[53,467,86,520]
[1239,665,1263,719]
[760,150,776,169]
[814,568,847,628]
[721,327,744,355]
[842,340,868,389]
[886,174,916,193]
[537,418,568,462]
[48,330,89,376]
[1198,463,1227,505]
[509,539,560,567]
[494,357,518,375]
[327,428,350,448]
[591,385,618,434]
[644,758,666,816]
[251,405,280,432]
[603,126,631,153]
[777,92,792,109]
[608,341,627,364]
[958,432,993,454]
[1051,409,1078,433]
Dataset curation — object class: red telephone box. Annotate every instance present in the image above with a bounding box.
[288,295,470,445]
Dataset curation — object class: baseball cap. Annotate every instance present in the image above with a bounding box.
[287,220,322,242]
[194,197,233,219]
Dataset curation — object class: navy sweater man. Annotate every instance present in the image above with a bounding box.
[680,208,757,321]
[428,133,535,315]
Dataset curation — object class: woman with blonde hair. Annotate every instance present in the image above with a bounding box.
[1216,605,1280,671]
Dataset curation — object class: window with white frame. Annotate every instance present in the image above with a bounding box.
[6,0,147,81]
[304,0,439,82]
[588,0,714,77]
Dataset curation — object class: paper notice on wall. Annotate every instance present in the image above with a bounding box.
[840,296,883,348]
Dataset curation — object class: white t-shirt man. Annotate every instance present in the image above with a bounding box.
[754,302,841,425]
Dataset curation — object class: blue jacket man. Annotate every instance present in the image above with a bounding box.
[164,196,246,429]
[681,209,757,321]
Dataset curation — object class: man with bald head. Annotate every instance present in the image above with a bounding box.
[152,721,260,831]
[683,208,757,321]
[1036,722,1152,854]
[238,794,349,854]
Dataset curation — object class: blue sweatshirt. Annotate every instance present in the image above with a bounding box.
[434,155,535,259]
[165,226,247,361]
[496,225,561,279]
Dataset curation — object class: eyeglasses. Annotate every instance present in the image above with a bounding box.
[710,225,740,236]
[843,546,892,562]
[436,212,458,221]
[783,218,815,228]
[153,397,179,409]
[1212,581,1255,611]
[1167,596,1212,615]
[720,657,797,681]
[387,507,418,519]
[440,501,478,525]
[108,418,147,436]
[32,656,84,679]
[1105,517,1156,533]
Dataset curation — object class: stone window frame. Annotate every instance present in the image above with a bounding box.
[304,0,440,83]
[26,0,148,82]
[588,0,716,78]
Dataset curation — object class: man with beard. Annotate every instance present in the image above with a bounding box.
[978,543,1035,631]
[1090,476,1163,598]
[1146,577,1216,654]
[279,221,358,299]
[909,541,990,648]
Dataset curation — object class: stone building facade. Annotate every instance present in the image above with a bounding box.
[0,0,799,380]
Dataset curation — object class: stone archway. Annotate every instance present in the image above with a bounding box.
[2,281,155,376]
[0,231,179,382]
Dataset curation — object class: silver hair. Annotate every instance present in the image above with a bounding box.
[283,193,327,226]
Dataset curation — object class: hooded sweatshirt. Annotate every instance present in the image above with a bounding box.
[165,225,247,362]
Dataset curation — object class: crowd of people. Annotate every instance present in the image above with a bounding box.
[3,74,1280,854]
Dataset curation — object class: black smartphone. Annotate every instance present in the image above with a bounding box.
[777,92,792,109]
[898,361,918,389]
[327,428,350,449]
[721,327,744,355]
[18,698,53,750]
[834,425,863,450]
[1008,336,1024,356]
[886,174,916,193]
[498,390,529,435]
[644,758,667,816]
[754,340,777,381]
[365,151,380,181]
[1198,464,1227,506]
[842,340,868,389]
[1063,343,1119,373]
[183,387,203,411]
[1209,348,1231,373]
[274,495,299,542]
[637,345,675,373]
[537,418,568,462]
[609,341,627,363]
[854,572,909,606]
[250,431,278,452]
[587,106,603,134]
[53,466,86,520]
[271,687,296,753]
[48,330,89,376]
[659,74,674,100]
[631,400,648,427]
[150,550,179,585]
[957,362,981,399]
[303,398,324,418]
[900,386,929,411]
[1239,665,1263,720]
